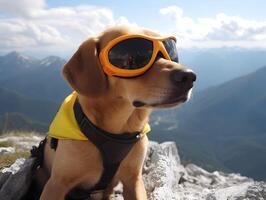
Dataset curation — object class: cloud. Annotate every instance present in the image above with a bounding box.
[0,0,46,17]
[160,6,266,48]
[205,14,266,41]
[0,19,64,49]
[1,1,266,54]
[0,0,135,55]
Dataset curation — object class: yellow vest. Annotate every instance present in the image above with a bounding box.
[49,92,151,140]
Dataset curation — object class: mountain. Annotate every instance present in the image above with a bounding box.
[178,65,266,135]
[150,65,266,180]
[0,52,69,132]
[0,52,38,81]
[179,48,266,91]
[39,56,66,68]
[0,87,59,133]
[0,52,71,103]
[0,113,48,133]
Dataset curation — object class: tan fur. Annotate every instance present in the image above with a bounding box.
[37,26,194,200]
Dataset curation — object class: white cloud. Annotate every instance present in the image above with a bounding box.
[1,1,266,54]
[0,0,46,17]
[0,0,135,55]
[160,6,266,48]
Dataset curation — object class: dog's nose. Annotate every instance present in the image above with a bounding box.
[170,69,196,86]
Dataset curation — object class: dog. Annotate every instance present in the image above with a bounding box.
[34,26,196,200]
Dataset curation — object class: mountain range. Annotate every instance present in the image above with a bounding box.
[0,87,58,133]
[0,52,66,133]
[0,50,266,181]
[0,51,71,103]
[179,48,266,91]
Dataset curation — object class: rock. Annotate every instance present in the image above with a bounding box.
[142,141,266,200]
[1,158,26,174]
[0,134,43,152]
[0,158,36,200]
[143,141,186,200]
[0,173,10,189]
[0,140,266,200]
[0,147,15,154]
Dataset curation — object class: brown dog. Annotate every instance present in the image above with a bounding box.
[36,26,196,200]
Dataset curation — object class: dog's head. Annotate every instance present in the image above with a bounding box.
[63,26,196,109]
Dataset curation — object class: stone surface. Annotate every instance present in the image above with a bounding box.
[143,141,186,200]
[0,147,15,154]
[0,134,43,152]
[0,158,36,200]
[0,139,266,200]
[142,142,266,200]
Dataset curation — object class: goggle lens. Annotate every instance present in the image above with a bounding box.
[108,38,153,70]
[163,38,179,63]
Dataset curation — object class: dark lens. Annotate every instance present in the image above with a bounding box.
[163,39,179,63]
[108,38,153,69]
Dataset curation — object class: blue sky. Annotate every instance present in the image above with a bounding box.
[0,0,266,57]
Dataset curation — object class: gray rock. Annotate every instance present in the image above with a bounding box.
[0,158,35,200]
[0,147,15,155]
[143,141,186,200]
[0,173,11,189]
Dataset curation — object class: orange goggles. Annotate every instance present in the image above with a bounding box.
[99,34,178,77]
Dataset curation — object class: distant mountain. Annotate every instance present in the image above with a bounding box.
[179,48,266,91]
[0,52,71,103]
[39,56,66,68]
[0,87,59,133]
[0,113,48,133]
[150,65,266,180]
[0,52,38,81]
[178,65,266,136]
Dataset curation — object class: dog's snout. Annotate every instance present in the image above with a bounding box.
[170,70,196,85]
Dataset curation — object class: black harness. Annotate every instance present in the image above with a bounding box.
[50,99,143,199]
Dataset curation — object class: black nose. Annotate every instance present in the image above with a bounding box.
[170,70,196,85]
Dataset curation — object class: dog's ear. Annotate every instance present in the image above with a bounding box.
[62,37,108,96]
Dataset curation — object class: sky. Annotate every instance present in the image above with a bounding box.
[0,0,266,57]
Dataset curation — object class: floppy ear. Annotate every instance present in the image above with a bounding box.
[62,37,108,97]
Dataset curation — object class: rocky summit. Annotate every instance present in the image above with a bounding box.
[0,135,265,200]
[143,142,266,200]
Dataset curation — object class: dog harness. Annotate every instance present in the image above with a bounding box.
[48,92,150,199]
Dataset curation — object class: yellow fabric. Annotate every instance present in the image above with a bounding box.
[49,92,151,140]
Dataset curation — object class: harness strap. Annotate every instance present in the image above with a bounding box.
[50,137,58,150]
[66,99,141,197]
[30,137,47,170]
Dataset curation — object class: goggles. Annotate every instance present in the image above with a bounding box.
[99,34,178,77]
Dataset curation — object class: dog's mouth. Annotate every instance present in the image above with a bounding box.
[133,89,192,108]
